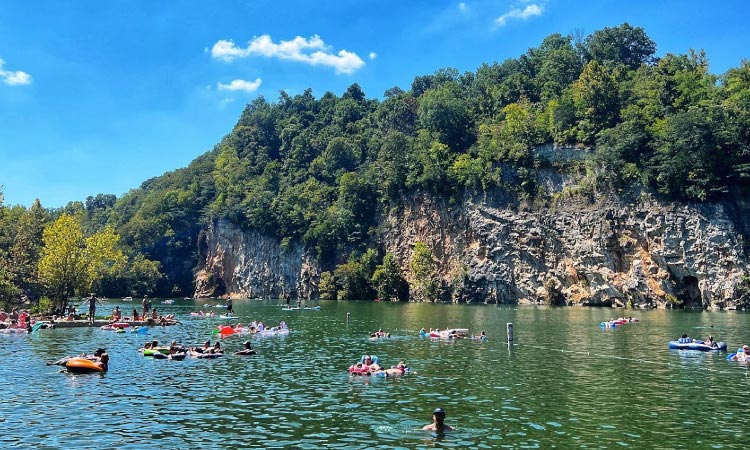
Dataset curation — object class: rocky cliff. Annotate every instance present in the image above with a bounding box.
[194,194,750,309]
[194,221,319,300]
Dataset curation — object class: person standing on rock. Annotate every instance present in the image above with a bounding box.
[87,293,102,324]
[142,295,150,320]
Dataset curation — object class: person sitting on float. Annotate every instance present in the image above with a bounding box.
[95,350,110,371]
[112,306,122,321]
[678,333,693,344]
[362,355,381,371]
[734,345,750,362]
[191,340,211,354]
[373,360,409,377]
[705,335,715,347]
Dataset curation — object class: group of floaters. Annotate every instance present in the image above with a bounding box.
[213,320,290,336]
[600,317,640,328]
[665,333,750,361]
[419,327,487,340]
[369,329,391,340]
[0,307,46,333]
[668,333,728,352]
[348,355,409,377]
[139,339,258,360]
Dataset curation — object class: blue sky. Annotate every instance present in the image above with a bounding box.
[0,0,747,208]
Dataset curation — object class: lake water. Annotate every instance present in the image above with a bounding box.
[2,300,750,449]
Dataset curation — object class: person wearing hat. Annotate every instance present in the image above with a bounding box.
[422,407,454,432]
[234,341,257,356]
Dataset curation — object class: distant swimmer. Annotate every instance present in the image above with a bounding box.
[422,407,454,432]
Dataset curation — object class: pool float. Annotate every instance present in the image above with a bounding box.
[189,350,223,359]
[31,321,51,332]
[668,338,727,352]
[349,356,378,375]
[219,326,236,335]
[257,327,290,337]
[0,328,28,334]
[65,357,106,373]
[143,347,171,356]
[429,328,469,339]
[101,322,130,331]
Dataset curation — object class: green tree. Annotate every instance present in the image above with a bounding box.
[572,60,620,143]
[371,253,408,301]
[418,84,473,151]
[318,271,337,300]
[38,214,127,312]
[332,249,378,300]
[409,241,437,302]
[584,22,656,69]
[528,33,582,102]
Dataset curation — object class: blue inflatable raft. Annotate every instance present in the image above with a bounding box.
[668,338,727,352]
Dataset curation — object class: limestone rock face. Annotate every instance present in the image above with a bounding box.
[194,220,319,300]
[380,196,748,308]
[194,199,749,309]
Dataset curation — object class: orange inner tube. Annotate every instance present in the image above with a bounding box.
[65,357,106,373]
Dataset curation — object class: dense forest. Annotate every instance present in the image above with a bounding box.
[2,23,749,310]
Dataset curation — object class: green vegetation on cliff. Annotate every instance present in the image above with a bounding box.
[1,23,749,306]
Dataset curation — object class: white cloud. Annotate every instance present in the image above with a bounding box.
[495,3,543,27]
[369,52,377,60]
[458,2,467,13]
[0,58,32,86]
[211,34,365,74]
[216,78,262,93]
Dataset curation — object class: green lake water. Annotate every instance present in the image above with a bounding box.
[2,300,750,449]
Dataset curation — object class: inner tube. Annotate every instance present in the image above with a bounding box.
[668,340,728,352]
[189,350,223,359]
[234,349,257,356]
[65,358,105,373]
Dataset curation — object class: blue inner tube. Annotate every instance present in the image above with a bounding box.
[668,340,727,352]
